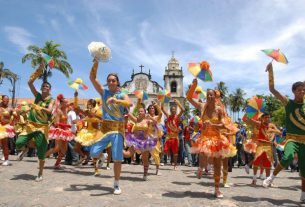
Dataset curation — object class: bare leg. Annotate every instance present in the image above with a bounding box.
[214,157,223,197]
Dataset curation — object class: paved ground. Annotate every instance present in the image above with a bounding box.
[0,156,304,207]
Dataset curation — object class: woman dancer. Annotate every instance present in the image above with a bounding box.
[46,94,75,168]
[187,78,232,198]
[0,95,16,166]
[147,101,163,175]
[126,103,158,180]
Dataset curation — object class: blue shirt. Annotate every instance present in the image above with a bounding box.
[101,89,125,121]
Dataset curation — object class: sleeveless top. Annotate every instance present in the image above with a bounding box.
[28,93,53,125]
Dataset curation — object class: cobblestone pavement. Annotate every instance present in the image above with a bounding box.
[0,156,304,207]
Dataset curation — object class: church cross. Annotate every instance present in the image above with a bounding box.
[139,64,144,72]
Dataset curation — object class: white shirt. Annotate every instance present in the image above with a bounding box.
[67,110,78,134]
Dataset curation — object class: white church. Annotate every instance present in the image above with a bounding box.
[122,53,185,113]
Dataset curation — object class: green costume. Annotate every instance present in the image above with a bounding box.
[16,93,53,160]
[280,99,305,179]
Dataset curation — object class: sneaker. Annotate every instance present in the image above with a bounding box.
[17,148,29,161]
[113,185,122,195]
[54,164,61,169]
[188,163,192,167]
[214,190,224,198]
[143,175,148,181]
[35,175,43,182]
[76,155,87,166]
[160,163,164,166]
[263,176,273,188]
[106,166,111,170]
[300,192,305,202]
[259,174,266,180]
[223,183,230,188]
[94,169,100,176]
[2,160,10,166]
[244,165,250,174]
[1,156,5,161]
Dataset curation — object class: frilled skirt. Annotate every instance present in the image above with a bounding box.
[125,131,157,152]
[0,124,15,140]
[191,133,236,158]
[49,123,75,141]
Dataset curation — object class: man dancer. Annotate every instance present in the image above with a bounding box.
[16,63,54,181]
[263,62,305,202]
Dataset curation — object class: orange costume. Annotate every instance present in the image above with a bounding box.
[191,109,233,158]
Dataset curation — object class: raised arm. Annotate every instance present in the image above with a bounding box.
[161,102,169,118]
[174,99,185,117]
[127,111,137,123]
[89,59,104,95]
[266,62,288,105]
[28,64,44,97]
[186,79,202,110]
[243,114,260,128]
[153,101,162,122]
[74,91,78,108]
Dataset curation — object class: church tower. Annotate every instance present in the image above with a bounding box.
[163,52,184,104]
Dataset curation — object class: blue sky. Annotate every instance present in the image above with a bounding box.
[1,0,305,101]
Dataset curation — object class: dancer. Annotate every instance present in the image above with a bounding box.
[187,78,232,198]
[126,103,158,180]
[16,63,54,181]
[0,95,16,166]
[147,101,163,175]
[89,59,131,195]
[244,113,280,186]
[263,63,305,202]
[46,94,75,168]
[161,99,185,170]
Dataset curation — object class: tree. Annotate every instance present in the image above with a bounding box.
[0,61,19,107]
[272,106,285,127]
[215,81,229,109]
[22,40,73,82]
[228,88,246,121]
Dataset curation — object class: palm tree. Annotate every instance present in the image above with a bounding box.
[215,81,229,109]
[22,40,73,82]
[0,61,19,107]
[233,88,246,120]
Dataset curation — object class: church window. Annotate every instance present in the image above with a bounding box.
[170,81,177,93]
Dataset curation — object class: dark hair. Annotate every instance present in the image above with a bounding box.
[1,95,8,99]
[292,81,304,92]
[42,81,52,89]
[262,112,270,117]
[207,88,216,95]
[87,99,97,108]
[107,73,120,87]
[147,104,158,116]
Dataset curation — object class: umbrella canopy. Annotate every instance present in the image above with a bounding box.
[188,61,213,82]
[68,78,89,91]
[192,86,206,99]
[43,54,55,69]
[134,90,149,101]
[157,89,171,103]
[245,96,266,120]
[261,49,288,64]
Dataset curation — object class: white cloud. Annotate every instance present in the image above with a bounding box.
[3,26,33,54]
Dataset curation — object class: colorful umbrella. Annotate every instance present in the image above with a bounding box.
[192,86,206,99]
[190,116,201,124]
[245,96,266,120]
[157,90,171,103]
[17,101,30,112]
[134,90,149,101]
[120,88,130,95]
[188,61,213,82]
[261,49,288,64]
[68,78,89,91]
[43,54,55,69]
